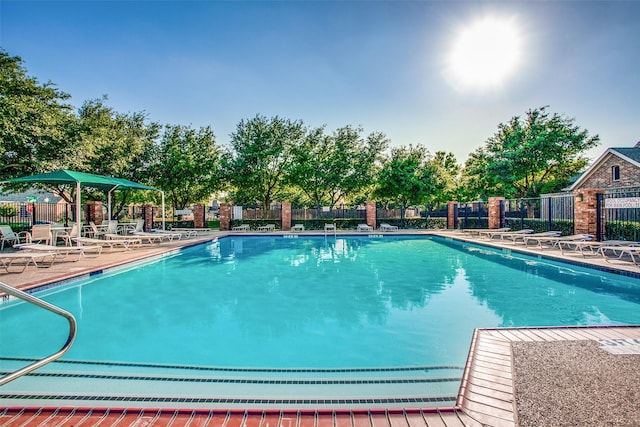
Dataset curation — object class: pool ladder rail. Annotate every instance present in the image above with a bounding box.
[0,281,77,386]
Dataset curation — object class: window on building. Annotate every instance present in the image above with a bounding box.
[612,165,620,182]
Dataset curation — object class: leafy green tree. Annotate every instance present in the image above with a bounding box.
[76,97,160,217]
[223,115,305,215]
[151,124,222,212]
[463,106,600,199]
[430,151,461,208]
[374,145,436,206]
[0,50,79,182]
[288,125,388,210]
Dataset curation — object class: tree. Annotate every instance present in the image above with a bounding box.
[0,50,79,182]
[375,145,430,207]
[223,115,305,215]
[151,124,221,212]
[288,125,388,210]
[75,97,160,217]
[463,106,600,199]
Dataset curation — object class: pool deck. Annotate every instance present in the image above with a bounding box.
[1,229,639,426]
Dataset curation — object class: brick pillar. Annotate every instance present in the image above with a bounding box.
[143,204,154,231]
[220,203,231,231]
[366,202,376,229]
[574,189,605,238]
[194,204,205,228]
[447,201,458,229]
[488,197,505,229]
[281,202,292,231]
[86,201,104,225]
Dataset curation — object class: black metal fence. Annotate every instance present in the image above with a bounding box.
[602,186,640,241]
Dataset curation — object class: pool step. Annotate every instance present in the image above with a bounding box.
[0,358,462,409]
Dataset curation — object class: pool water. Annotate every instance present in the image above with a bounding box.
[2,235,640,371]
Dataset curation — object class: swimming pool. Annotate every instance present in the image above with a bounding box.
[1,235,639,408]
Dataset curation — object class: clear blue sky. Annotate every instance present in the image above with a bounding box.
[1,0,638,163]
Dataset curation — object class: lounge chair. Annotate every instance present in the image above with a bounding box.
[56,223,80,247]
[597,245,640,266]
[232,224,250,232]
[324,223,336,234]
[105,233,165,244]
[522,233,590,250]
[379,223,398,232]
[87,221,107,239]
[472,227,511,238]
[158,228,198,238]
[357,224,373,232]
[557,239,636,257]
[145,229,184,240]
[510,231,561,245]
[73,236,142,251]
[0,225,27,251]
[257,224,276,232]
[14,242,102,261]
[0,251,57,273]
[24,224,53,245]
[493,229,534,241]
[290,224,305,232]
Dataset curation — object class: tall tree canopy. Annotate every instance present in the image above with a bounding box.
[151,124,221,211]
[288,125,388,209]
[223,115,305,214]
[0,50,79,182]
[463,106,600,199]
[374,145,456,208]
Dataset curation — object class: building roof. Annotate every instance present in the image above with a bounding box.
[568,143,640,190]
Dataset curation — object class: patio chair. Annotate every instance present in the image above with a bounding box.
[357,224,373,232]
[290,224,305,232]
[257,224,276,232]
[232,224,250,232]
[87,221,107,239]
[379,223,398,232]
[597,245,640,266]
[494,229,534,241]
[473,227,511,238]
[56,223,80,247]
[324,223,336,234]
[0,225,28,251]
[14,242,102,261]
[509,231,561,245]
[24,224,53,245]
[74,236,142,251]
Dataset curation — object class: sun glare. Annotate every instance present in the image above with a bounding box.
[445,16,523,92]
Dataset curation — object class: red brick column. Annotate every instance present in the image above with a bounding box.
[86,201,104,225]
[281,202,291,231]
[447,201,458,229]
[193,204,205,228]
[143,204,154,231]
[220,203,231,231]
[574,189,605,238]
[366,202,376,229]
[488,197,505,229]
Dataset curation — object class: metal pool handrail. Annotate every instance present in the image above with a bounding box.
[0,281,77,386]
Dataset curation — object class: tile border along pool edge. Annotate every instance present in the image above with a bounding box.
[2,231,640,426]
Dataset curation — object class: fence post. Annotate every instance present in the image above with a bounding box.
[366,201,377,229]
[220,203,231,231]
[596,193,604,241]
[143,204,154,231]
[519,199,525,230]
[194,204,205,228]
[281,202,291,231]
[447,201,458,229]
[573,189,605,239]
[488,197,505,229]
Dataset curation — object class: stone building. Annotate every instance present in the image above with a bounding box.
[568,141,640,190]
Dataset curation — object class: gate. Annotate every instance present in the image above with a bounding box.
[603,186,640,241]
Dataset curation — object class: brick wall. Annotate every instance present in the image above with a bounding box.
[573,189,605,238]
[220,203,230,231]
[281,202,291,231]
[193,204,205,228]
[487,197,505,229]
[447,201,458,229]
[86,201,104,225]
[578,153,640,189]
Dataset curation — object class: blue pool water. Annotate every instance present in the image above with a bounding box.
[2,235,640,370]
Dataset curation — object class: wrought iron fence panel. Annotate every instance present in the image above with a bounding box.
[603,186,640,241]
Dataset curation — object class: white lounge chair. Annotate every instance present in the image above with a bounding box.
[0,251,57,273]
[494,229,534,241]
[473,227,511,238]
[357,224,373,232]
[324,223,336,234]
[379,223,398,232]
[106,233,165,244]
[522,233,589,250]
[0,225,27,251]
[56,223,80,247]
[597,245,640,266]
[232,224,250,232]
[257,224,276,232]
[74,236,142,251]
[510,231,561,245]
[291,224,305,232]
[14,242,102,261]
